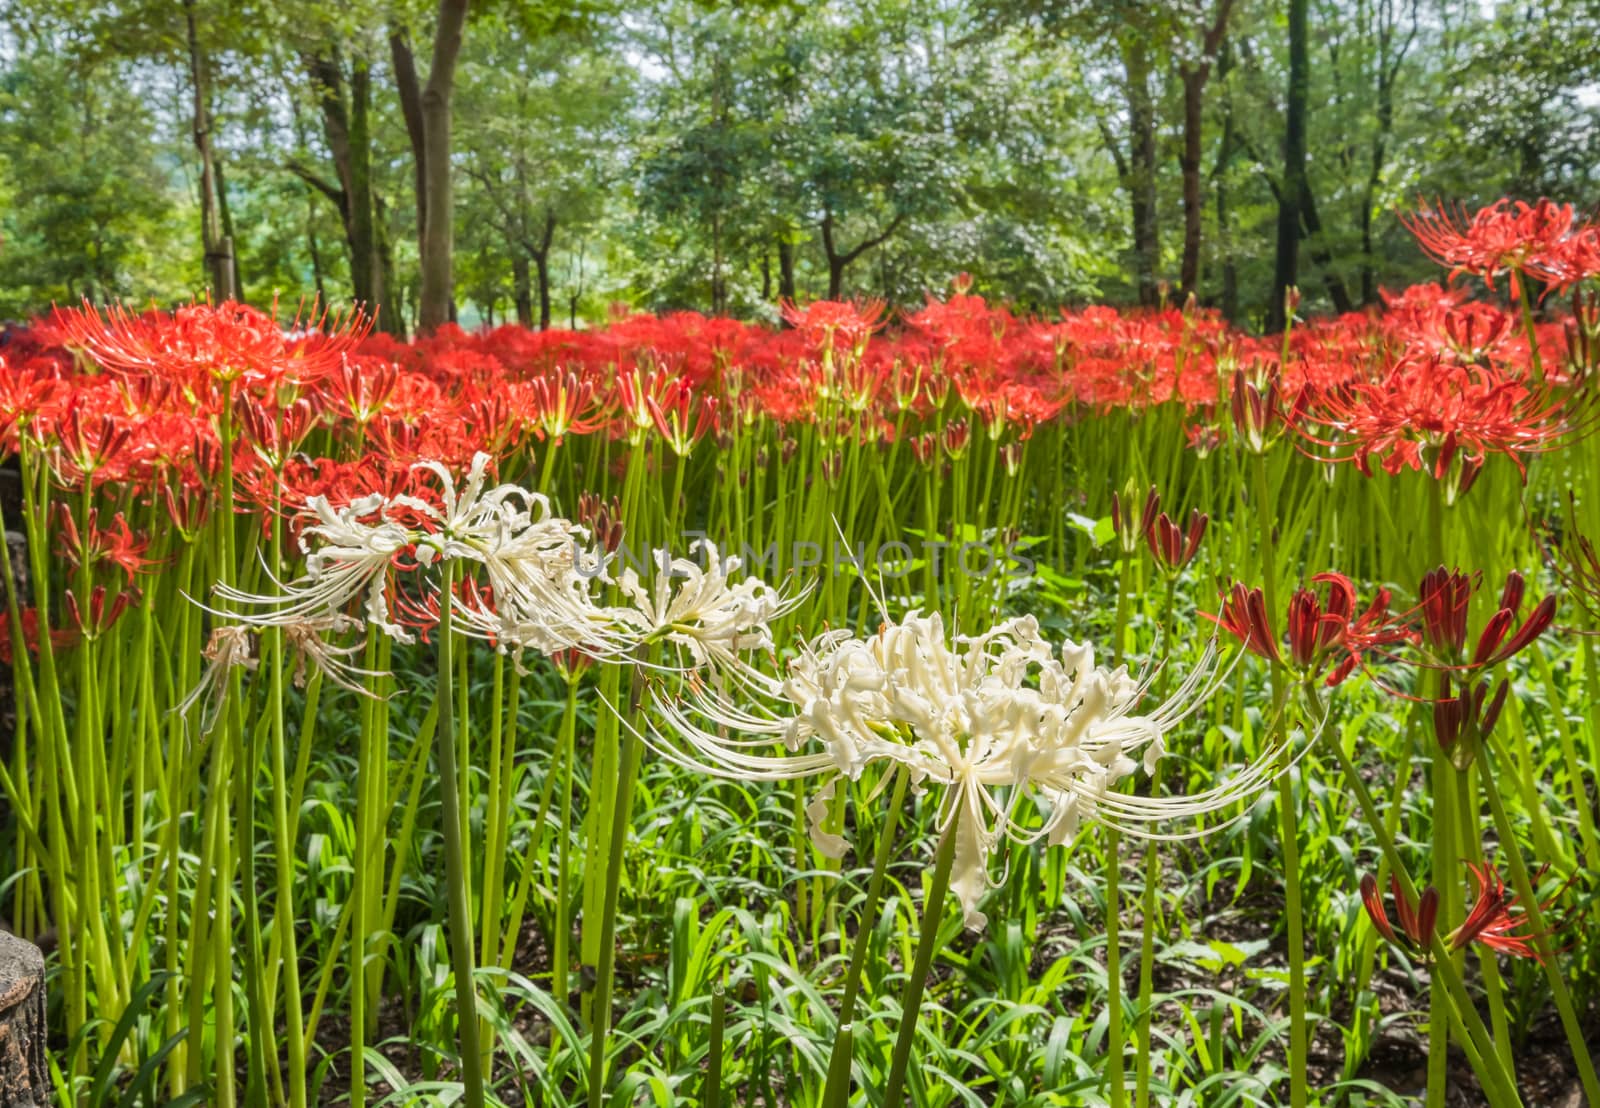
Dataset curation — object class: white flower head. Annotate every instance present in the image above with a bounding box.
[650,607,1286,932]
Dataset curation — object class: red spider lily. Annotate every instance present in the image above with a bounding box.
[1364,862,1570,963]
[318,354,399,425]
[782,299,887,359]
[1300,354,1585,493]
[1361,873,1439,952]
[1230,367,1298,454]
[0,607,77,664]
[909,432,938,466]
[53,409,135,486]
[0,357,65,448]
[512,370,609,444]
[1109,483,1159,557]
[1446,862,1568,963]
[1432,673,1509,756]
[50,298,370,393]
[238,397,318,468]
[54,506,157,584]
[1543,496,1600,622]
[1403,198,1593,296]
[1416,567,1554,668]
[63,585,139,639]
[647,382,718,457]
[1208,573,1410,685]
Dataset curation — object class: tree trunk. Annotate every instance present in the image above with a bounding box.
[0,932,47,1104]
[1122,36,1160,307]
[1180,0,1235,300]
[1300,184,1355,313]
[417,0,470,333]
[184,0,235,302]
[1270,0,1309,331]
[536,252,552,330]
[1214,40,1239,322]
[390,31,428,251]
[819,210,903,302]
[512,254,533,328]
[349,58,379,310]
[777,237,797,303]
[214,157,243,298]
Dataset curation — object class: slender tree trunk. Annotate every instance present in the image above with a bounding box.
[535,253,552,330]
[1270,0,1309,331]
[214,158,243,298]
[819,210,903,302]
[1180,0,1235,300]
[1214,40,1239,322]
[1301,185,1355,313]
[512,254,533,328]
[1122,37,1160,307]
[777,237,797,303]
[305,192,329,306]
[390,32,428,250]
[349,58,378,309]
[184,0,235,301]
[417,0,470,333]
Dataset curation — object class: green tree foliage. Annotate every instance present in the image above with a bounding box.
[1,0,1596,329]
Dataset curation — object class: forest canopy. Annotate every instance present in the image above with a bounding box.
[1,0,1597,332]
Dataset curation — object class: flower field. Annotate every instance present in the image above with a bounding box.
[2,200,1599,1105]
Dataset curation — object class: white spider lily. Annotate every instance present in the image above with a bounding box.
[214,492,413,639]
[646,608,1292,931]
[612,541,805,673]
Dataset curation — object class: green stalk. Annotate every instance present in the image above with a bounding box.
[1324,732,1522,1105]
[587,661,648,1108]
[434,559,486,1107]
[1481,748,1600,1104]
[881,801,959,1107]
[836,768,908,1027]
[1251,452,1306,1108]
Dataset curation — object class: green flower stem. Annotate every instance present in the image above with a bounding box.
[1323,730,1521,1106]
[1251,451,1306,1108]
[434,559,486,1108]
[881,802,959,1108]
[587,661,649,1108]
[1480,747,1600,1104]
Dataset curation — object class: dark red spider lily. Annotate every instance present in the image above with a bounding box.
[1364,862,1570,963]
[1230,366,1298,454]
[1361,872,1439,952]
[1208,573,1410,685]
[1209,582,1281,665]
[0,607,76,664]
[1146,507,1207,575]
[1403,198,1593,296]
[1416,567,1555,668]
[1431,673,1509,758]
[647,382,718,457]
[577,492,624,553]
[63,585,139,639]
[1110,483,1159,557]
[1446,862,1567,963]
[54,506,157,584]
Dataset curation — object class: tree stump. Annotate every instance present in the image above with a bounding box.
[0,931,46,1105]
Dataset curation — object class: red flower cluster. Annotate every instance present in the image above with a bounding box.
[1404,199,1600,295]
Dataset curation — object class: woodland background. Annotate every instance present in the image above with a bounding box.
[1,0,1597,333]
